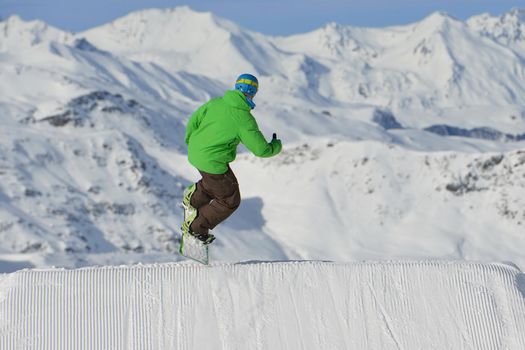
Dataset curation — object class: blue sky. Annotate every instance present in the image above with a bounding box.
[1,0,523,35]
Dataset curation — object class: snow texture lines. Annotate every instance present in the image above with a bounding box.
[0,261,525,350]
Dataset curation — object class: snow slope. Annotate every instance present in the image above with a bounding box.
[232,140,525,266]
[1,261,524,349]
[0,7,525,270]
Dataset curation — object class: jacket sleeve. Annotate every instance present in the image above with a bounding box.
[239,115,282,158]
[185,104,207,145]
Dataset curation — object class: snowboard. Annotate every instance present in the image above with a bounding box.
[179,231,209,265]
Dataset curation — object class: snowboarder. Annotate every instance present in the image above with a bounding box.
[181,74,282,244]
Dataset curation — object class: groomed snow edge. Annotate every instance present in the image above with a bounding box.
[1,261,525,349]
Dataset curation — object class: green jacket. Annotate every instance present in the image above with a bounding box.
[185,90,282,174]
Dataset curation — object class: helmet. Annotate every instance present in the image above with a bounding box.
[235,74,259,97]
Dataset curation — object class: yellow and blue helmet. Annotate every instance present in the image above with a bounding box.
[235,74,259,97]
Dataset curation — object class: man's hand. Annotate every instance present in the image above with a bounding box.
[271,133,282,154]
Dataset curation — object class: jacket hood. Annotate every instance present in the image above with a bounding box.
[223,90,251,111]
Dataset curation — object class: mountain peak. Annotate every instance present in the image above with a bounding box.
[316,22,353,40]
[81,6,242,51]
[111,6,205,22]
[323,22,345,32]
[3,14,21,23]
[0,15,69,50]
[506,8,525,23]
[509,8,525,19]
[467,8,525,46]
[99,6,238,34]
[79,6,266,78]
[468,8,525,25]
[419,11,458,28]
[429,11,452,18]
[3,14,46,29]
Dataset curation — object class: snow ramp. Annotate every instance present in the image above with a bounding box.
[1,261,525,349]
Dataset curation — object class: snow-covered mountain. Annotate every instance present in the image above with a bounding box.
[468,8,525,53]
[0,7,524,271]
[0,15,71,52]
[80,7,289,80]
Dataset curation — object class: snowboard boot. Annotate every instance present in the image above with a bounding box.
[181,185,198,234]
[181,184,197,233]
[182,219,216,245]
[181,184,215,245]
[193,232,216,245]
[182,183,197,210]
[181,211,216,245]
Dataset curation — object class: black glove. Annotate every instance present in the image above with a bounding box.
[271,133,282,153]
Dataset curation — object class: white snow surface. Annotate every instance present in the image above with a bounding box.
[1,261,524,349]
[0,7,525,271]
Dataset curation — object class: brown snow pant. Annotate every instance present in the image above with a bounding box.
[189,166,241,235]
